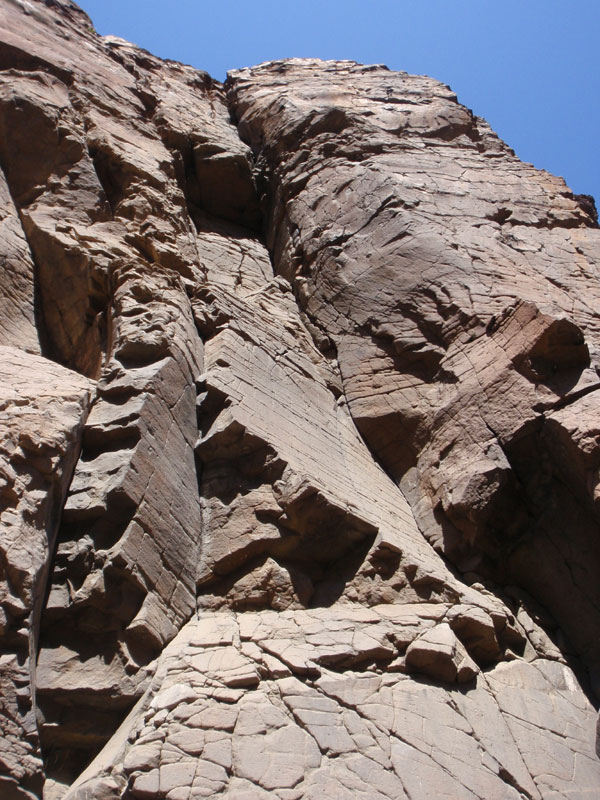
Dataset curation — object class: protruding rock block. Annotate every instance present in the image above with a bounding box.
[405,622,479,683]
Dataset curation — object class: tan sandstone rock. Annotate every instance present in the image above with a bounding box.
[0,2,599,799]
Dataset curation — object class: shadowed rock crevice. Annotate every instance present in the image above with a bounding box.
[87,145,126,217]
[493,422,600,694]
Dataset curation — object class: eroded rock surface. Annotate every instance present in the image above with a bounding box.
[0,2,599,798]
[227,58,600,690]
[0,347,93,798]
[63,612,600,800]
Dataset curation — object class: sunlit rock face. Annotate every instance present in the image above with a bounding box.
[1,2,600,798]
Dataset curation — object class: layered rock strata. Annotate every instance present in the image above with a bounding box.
[0,1,599,798]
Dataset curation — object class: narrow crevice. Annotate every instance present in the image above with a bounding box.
[26,211,56,362]
[87,145,124,216]
[0,164,111,376]
[477,417,600,706]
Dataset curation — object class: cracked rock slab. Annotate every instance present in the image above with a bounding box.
[64,611,600,800]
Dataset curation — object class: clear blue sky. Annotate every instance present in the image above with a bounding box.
[77,0,599,203]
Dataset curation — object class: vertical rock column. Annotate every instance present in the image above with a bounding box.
[0,168,40,354]
[0,348,93,799]
[226,59,600,689]
[36,262,204,781]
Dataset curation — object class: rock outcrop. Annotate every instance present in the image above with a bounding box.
[0,1,599,798]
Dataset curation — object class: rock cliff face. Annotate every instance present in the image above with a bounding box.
[1,1,600,798]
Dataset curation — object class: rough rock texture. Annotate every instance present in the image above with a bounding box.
[0,347,92,798]
[226,60,600,688]
[0,1,599,798]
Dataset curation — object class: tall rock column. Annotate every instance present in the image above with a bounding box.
[227,58,600,691]
[0,349,93,798]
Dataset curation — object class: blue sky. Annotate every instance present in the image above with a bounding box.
[77,0,600,203]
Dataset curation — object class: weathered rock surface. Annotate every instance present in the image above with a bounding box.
[0,347,93,798]
[227,57,600,689]
[0,1,599,798]
[62,612,600,800]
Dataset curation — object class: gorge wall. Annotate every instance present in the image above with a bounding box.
[1,1,600,798]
